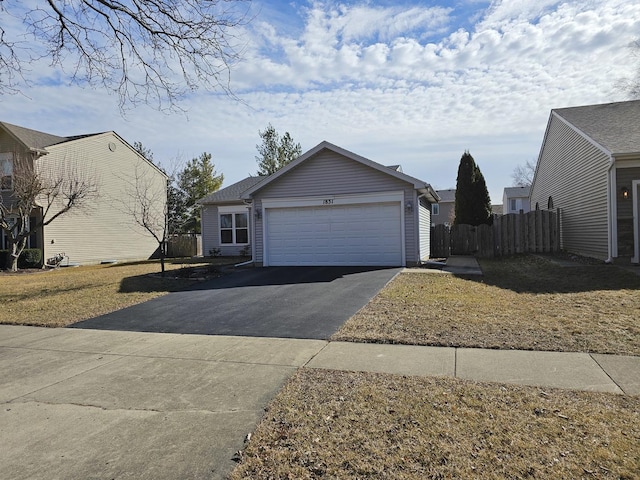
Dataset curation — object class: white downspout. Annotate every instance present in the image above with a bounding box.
[606,158,616,263]
[632,180,640,264]
[235,202,255,267]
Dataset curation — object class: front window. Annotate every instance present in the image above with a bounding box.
[0,153,13,191]
[220,212,249,244]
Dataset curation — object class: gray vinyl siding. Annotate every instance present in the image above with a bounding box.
[418,196,431,262]
[201,203,253,256]
[200,204,219,256]
[253,150,418,265]
[41,133,166,265]
[530,115,610,260]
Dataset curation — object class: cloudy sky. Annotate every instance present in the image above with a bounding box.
[2,0,639,203]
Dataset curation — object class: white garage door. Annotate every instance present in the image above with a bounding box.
[265,202,403,266]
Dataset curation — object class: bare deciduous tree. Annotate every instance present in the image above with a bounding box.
[118,161,169,273]
[511,160,536,187]
[0,0,251,111]
[617,39,640,99]
[0,153,99,272]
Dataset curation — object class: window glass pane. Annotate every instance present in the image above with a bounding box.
[236,228,248,244]
[221,230,233,243]
[235,213,248,228]
[220,214,232,228]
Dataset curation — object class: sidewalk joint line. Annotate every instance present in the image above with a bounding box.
[302,341,331,368]
[589,353,626,395]
[454,348,458,378]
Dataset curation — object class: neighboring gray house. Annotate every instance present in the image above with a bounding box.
[502,186,531,214]
[432,189,455,226]
[1,121,167,265]
[199,141,439,266]
[530,100,640,263]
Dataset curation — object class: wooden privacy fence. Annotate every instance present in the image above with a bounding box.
[167,234,202,257]
[431,209,561,258]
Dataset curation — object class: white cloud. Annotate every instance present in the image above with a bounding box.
[2,0,640,204]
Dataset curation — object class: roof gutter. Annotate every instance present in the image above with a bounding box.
[418,185,440,203]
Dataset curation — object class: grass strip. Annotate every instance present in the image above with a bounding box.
[0,258,241,327]
[232,369,640,480]
[333,255,640,355]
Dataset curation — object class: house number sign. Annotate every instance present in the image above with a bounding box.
[323,199,334,205]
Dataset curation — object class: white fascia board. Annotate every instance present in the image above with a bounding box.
[261,191,405,209]
[552,112,613,159]
[218,204,250,213]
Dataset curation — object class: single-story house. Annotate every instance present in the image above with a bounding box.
[530,100,640,263]
[432,189,455,226]
[502,186,531,214]
[198,141,439,266]
[1,121,167,265]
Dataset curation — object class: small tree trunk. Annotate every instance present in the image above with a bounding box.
[8,238,27,272]
[160,240,166,276]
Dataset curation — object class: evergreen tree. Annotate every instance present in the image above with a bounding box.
[255,124,302,176]
[178,152,223,233]
[454,151,492,226]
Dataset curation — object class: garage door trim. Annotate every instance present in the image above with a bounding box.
[261,191,405,266]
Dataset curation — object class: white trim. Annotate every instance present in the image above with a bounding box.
[633,180,640,264]
[552,112,613,158]
[261,191,404,210]
[261,191,405,267]
[608,162,617,261]
[218,209,250,246]
[218,205,250,213]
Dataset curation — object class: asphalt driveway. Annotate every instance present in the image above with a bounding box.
[71,266,401,339]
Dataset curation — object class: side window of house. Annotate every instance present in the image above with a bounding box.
[1,153,13,191]
[432,203,439,216]
[510,199,516,212]
[220,212,249,244]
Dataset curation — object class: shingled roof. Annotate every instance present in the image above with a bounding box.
[0,121,101,152]
[553,100,640,156]
[198,176,267,204]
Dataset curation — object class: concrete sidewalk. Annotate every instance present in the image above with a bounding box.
[1,325,638,479]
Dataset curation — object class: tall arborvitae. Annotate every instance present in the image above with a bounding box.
[454,151,492,226]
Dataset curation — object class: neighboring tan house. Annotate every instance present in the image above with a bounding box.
[530,100,640,263]
[0,121,167,266]
[198,141,439,266]
[432,189,455,226]
[502,186,531,214]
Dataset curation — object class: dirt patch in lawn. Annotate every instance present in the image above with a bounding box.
[333,255,640,355]
[0,257,246,327]
[231,369,640,479]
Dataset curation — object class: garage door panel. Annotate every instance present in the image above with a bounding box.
[266,202,402,266]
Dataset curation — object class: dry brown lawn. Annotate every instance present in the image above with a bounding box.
[333,255,640,355]
[0,258,243,327]
[232,369,640,480]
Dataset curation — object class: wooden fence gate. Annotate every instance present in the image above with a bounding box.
[431,209,561,258]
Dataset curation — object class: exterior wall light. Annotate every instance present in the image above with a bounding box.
[405,201,413,212]
[254,208,262,220]
[621,187,629,200]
